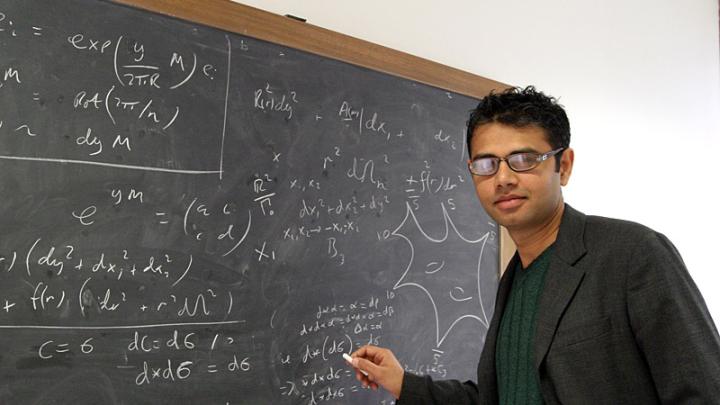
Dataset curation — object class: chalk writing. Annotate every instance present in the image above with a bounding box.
[338,101,407,141]
[254,83,298,120]
[0,1,496,403]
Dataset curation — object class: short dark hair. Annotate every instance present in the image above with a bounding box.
[466,86,571,169]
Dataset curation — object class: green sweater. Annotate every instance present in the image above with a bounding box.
[496,246,553,405]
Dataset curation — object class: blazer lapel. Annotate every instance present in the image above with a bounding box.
[534,204,588,370]
[486,252,519,347]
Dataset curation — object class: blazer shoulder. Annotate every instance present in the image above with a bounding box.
[567,211,684,273]
[583,214,667,248]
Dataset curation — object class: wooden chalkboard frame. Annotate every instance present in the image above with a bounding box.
[111,0,516,272]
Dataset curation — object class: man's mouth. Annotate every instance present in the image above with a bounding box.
[494,195,526,209]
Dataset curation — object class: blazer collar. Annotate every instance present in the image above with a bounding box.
[533,203,588,370]
[550,204,587,266]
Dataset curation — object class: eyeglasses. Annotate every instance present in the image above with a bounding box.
[468,147,565,176]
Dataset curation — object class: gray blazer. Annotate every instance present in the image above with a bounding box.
[401,204,720,404]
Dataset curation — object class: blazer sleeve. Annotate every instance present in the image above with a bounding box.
[626,231,720,403]
[398,373,479,404]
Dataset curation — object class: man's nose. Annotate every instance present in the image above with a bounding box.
[494,160,518,188]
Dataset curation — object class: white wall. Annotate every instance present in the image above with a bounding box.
[235,0,720,322]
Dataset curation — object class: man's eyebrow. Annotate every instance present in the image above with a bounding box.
[470,147,540,161]
[470,152,497,160]
[510,147,540,154]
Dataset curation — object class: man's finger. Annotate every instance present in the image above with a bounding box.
[353,357,380,377]
[353,344,377,359]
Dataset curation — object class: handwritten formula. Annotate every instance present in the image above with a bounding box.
[0,1,497,403]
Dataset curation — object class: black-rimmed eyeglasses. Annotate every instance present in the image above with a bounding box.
[468,147,565,176]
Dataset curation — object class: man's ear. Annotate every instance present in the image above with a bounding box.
[559,148,574,186]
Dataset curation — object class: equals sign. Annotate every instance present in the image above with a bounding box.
[207,364,218,373]
[156,212,169,224]
[32,27,43,36]
[33,93,40,101]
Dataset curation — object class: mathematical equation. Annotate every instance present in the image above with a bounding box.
[0,1,492,403]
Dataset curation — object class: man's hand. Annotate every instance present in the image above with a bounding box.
[348,345,404,399]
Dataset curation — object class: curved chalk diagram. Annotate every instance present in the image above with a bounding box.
[392,202,490,347]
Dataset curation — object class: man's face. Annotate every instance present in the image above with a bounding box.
[469,123,573,233]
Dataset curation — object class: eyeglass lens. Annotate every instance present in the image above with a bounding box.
[470,152,542,175]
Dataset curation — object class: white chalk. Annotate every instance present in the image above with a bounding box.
[343,353,369,376]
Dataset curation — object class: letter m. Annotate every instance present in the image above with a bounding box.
[112,135,131,151]
[170,53,185,71]
[127,189,144,203]
[4,67,21,83]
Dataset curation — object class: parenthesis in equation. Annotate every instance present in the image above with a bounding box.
[78,277,92,316]
[169,52,197,90]
[162,106,180,130]
[345,334,354,355]
[26,238,41,277]
[321,335,330,361]
[1,251,18,272]
[114,36,124,86]
[183,197,197,235]
[221,210,252,257]
[170,255,192,286]
[104,85,116,125]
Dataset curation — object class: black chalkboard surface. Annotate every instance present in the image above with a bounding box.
[0,0,500,403]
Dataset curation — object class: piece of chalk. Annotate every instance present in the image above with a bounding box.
[343,353,369,376]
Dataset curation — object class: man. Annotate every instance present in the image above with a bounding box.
[348,86,720,404]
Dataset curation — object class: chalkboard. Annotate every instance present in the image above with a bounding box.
[0,0,502,403]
